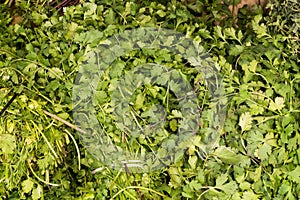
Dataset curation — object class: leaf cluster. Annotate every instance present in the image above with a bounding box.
[0,0,299,199]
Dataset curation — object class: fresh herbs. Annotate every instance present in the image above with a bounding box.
[0,0,299,199]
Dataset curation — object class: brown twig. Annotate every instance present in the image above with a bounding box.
[43,110,86,134]
[50,0,80,12]
[0,93,18,117]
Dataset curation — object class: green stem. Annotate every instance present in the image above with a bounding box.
[110,186,167,200]
[27,160,60,187]
[65,129,81,171]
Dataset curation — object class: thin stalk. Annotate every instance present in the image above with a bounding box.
[65,129,81,171]
[110,186,167,200]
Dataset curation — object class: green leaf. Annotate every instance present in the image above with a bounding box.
[170,110,182,119]
[269,97,285,111]
[215,174,238,195]
[169,119,178,132]
[32,185,42,200]
[253,166,262,182]
[157,10,166,17]
[188,155,197,169]
[248,60,258,73]
[147,85,160,98]
[216,174,228,186]
[48,67,63,79]
[288,166,300,184]
[239,182,251,191]
[229,45,244,56]
[278,181,291,195]
[22,179,34,193]
[0,134,16,154]
[242,191,260,200]
[251,15,270,38]
[257,143,272,161]
[189,180,202,190]
[239,112,252,132]
[214,26,226,42]
[214,146,240,164]
[74,29,103,46]
[134,93,145,110]
[94,91,108,104]
[219,181,238,195]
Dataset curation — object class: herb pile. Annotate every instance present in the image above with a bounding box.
[0,0,299,199]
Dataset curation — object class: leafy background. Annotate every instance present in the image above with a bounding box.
[0,0,299,199]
